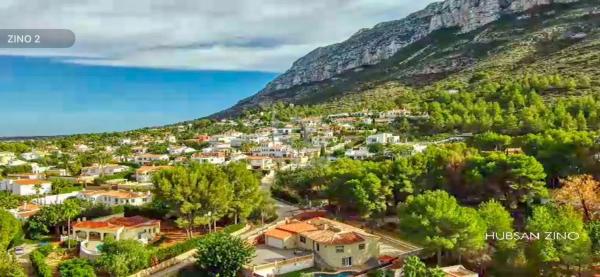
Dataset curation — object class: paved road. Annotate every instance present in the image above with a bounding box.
[12,243,37,276]
[261,170,298,220]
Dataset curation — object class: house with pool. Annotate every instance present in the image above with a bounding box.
[72,216,160,259]
[248,217,380,276]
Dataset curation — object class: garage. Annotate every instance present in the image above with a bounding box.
[264,228,294,249]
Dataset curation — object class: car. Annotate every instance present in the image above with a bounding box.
[14,246,24,255]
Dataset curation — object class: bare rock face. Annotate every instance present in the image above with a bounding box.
[259,0,581,95]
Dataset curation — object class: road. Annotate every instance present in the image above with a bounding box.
[261,170,298,220]
[12,243,37,276]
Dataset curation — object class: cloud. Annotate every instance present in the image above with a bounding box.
[0,0,439,72]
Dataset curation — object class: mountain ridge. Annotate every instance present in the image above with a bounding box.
[213,0,596,118]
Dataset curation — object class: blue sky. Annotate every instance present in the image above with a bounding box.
[0,0,438,136]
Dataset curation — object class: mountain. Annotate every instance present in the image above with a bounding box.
[214,0,599,118]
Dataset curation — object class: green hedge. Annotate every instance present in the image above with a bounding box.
[124,204,168,219]
[152,226,244,262]
[30,250,52,277]
[222,223,245,234]
[153,237,202,262]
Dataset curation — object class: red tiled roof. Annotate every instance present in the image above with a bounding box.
[73,216,159,230]
[72,221,120,230]
[277,222,318,234]
[107,215,159,227]
[265,229,294,240]
[14,179,48,186]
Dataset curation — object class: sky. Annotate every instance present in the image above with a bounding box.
[0,0,439,136]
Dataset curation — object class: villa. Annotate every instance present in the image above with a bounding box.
[262,217,380,270]
[135,165,172,183]
[366,133,400,145]
[81,164,129,177]
[9,202,41,219]
[78,190,152,206]
[247,156,274,171]
[133,153,170,165]
[73,216,160,259]
[0,179,52,196]
[191,152,226,165]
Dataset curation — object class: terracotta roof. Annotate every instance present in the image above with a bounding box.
[72,221,121,230]
[441,265,478,277]
[107,216,159,227]
[247,156,272,160]
[278,217,377,245]
[73,216,159,230]
[14,179,48,186]
[277,222,318,234]
[265,228,294,240]
[81,190,148,199]
[136,166,172,174]
[303,230,364,245]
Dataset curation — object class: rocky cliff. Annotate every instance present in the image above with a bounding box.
[214,0,593,118]
[260,0,580,94]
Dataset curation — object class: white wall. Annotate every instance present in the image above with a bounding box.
[254,256,314,277]
[33,191,80,205]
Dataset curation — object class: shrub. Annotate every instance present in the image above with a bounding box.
[222,223,245,234]
[37,244,54,256]
[96,239,150,277]
[124,204,168,219]
[58,258,96,277]
[153,237,202,262]
[30,250,52,277]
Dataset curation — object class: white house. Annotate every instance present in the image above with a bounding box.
[366,133,400,145]
[75,144,91,152]
[0,179,52,196]
[133,154,169,165]
[78,190,152,206]
[191,153,226,165]
[168,145,196,155]
[0,152,16,166]
[253,142,298,158]
[135,165,172,183]
[248,156,274,171]
[20,152,41,161]
[81,164,129,177]
[345,147,374,160]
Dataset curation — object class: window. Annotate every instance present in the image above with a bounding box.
[359,243,365,250]
[336,246,344,253]
[300,236,306,243]
[342,257,352,267]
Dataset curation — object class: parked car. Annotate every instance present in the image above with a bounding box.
[14,246,24,255]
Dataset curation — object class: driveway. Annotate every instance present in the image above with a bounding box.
[12,243,38,276]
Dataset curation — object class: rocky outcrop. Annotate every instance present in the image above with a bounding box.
[257,0,581,94]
